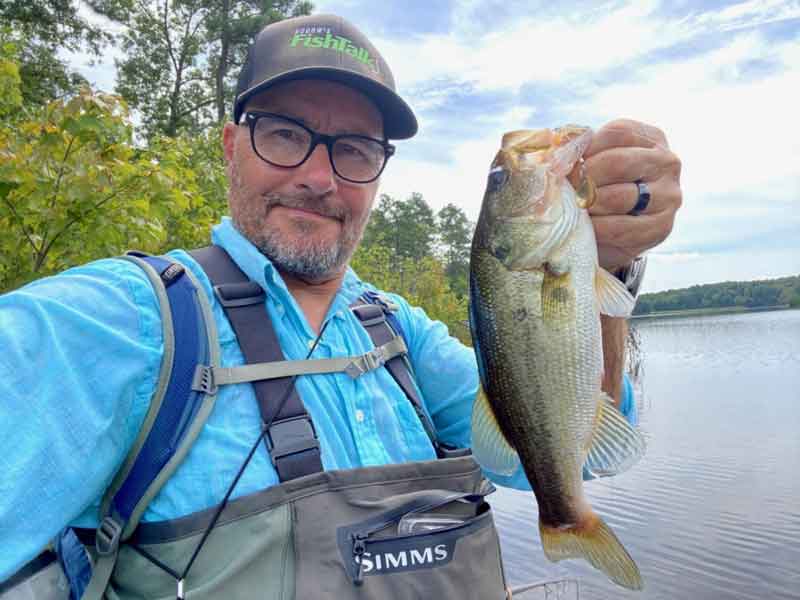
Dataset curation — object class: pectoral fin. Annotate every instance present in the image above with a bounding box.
[584,393,646,479]
[470,385,519,475]
[595,267,636,317]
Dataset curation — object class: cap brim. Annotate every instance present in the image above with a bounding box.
[234,67,418,140]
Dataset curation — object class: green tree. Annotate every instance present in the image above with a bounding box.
[351,244,469,344]
[0,1,108,105]
[0,85,213,292]
[205,0,313,122]
[0,32,23,117]
[156,124,229,251]
[358,194,472,337]
[437,203,472,298]
[633,275,800,315]
[362,193,438,272]
[94,0,312,139]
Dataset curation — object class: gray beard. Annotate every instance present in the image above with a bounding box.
[238,192,364,282]
[256,226,349,282]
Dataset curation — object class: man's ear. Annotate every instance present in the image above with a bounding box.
[222,122,238,164]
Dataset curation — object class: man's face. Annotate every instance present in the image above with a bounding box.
[223,79,384,283]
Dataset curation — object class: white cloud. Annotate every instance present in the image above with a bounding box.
[649,251,704,263]
[690,0,800,31]
[566,31,800,194]
[376,1,673,94]
[376,0,800,97]
[383,28,800,218]
[377,1,800,290]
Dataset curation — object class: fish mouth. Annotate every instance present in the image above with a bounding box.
[494,147,547,175]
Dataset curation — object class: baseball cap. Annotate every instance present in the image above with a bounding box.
[233,14,418,140]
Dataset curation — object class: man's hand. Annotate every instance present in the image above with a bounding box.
[582,119,682,271]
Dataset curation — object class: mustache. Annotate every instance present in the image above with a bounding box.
[262,192,347,221]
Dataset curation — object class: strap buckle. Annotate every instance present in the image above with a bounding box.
[191,365,218,395]
[435,442,472,459]
[266,416,320,466]
[95,516,123,556]
[213,282,265,308]
[370,292,400,312]
[351,304,386,327]
[344,345,388,379]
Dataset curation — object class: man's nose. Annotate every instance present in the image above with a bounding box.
[295,142,338,196]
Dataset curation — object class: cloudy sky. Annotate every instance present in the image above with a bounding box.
[69,0,800,292]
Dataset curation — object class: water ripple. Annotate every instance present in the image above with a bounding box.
[495,310,800,599]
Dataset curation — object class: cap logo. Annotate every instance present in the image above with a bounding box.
[289,28,379,74]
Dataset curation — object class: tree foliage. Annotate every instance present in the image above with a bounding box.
[355,193,473,342]
[351,245,470,344]
[635,275,800,314]
[0,1,108,105]
[362,193,473,296]
[156,124,228,251]
[0,33,23,117]
[0,43,473,340]
[0,85,225,292]
[437,203,472,298]
[93,0,312,139]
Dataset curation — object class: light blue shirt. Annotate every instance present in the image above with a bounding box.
[0,217,635,580]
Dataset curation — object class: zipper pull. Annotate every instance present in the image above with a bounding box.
[352,536,367,586]
[176,578,185,599]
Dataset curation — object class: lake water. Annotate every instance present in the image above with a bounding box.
[493,309,800,599]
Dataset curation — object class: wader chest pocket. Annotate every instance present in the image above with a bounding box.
[335,493,507,598]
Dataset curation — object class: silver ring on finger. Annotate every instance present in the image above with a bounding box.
[628,180,651,216]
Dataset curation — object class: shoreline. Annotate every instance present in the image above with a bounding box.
[631,304,793,319]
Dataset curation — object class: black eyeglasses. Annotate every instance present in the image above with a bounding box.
[241,111,395,184]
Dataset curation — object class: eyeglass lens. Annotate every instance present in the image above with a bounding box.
[251,114,387,183]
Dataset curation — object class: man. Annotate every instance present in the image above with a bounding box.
[0,13,681,599]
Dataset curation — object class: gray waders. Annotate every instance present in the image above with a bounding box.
[1,247,511,599]
[85,457,507,599]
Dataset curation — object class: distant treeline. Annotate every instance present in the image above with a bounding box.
[634,275,800,315]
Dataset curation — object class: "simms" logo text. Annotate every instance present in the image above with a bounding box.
[355,544,449,574]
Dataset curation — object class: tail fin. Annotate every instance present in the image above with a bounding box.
[539,512,643,591]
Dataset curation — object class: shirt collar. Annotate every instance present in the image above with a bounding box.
[211,217,283,293]
[210,217,366,317]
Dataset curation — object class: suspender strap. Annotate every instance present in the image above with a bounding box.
[350,298,441,453]
[351,294,472,460]
[189,245,323,481]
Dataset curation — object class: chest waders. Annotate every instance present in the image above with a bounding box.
[2,247,510,600]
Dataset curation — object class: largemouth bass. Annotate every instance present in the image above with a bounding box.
[469,126,646,590]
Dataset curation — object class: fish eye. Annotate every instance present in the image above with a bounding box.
[487,167,509,193]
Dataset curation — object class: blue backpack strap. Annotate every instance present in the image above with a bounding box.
[350,292,470,460]
[80,253,220,600]
[56,528,92,600]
